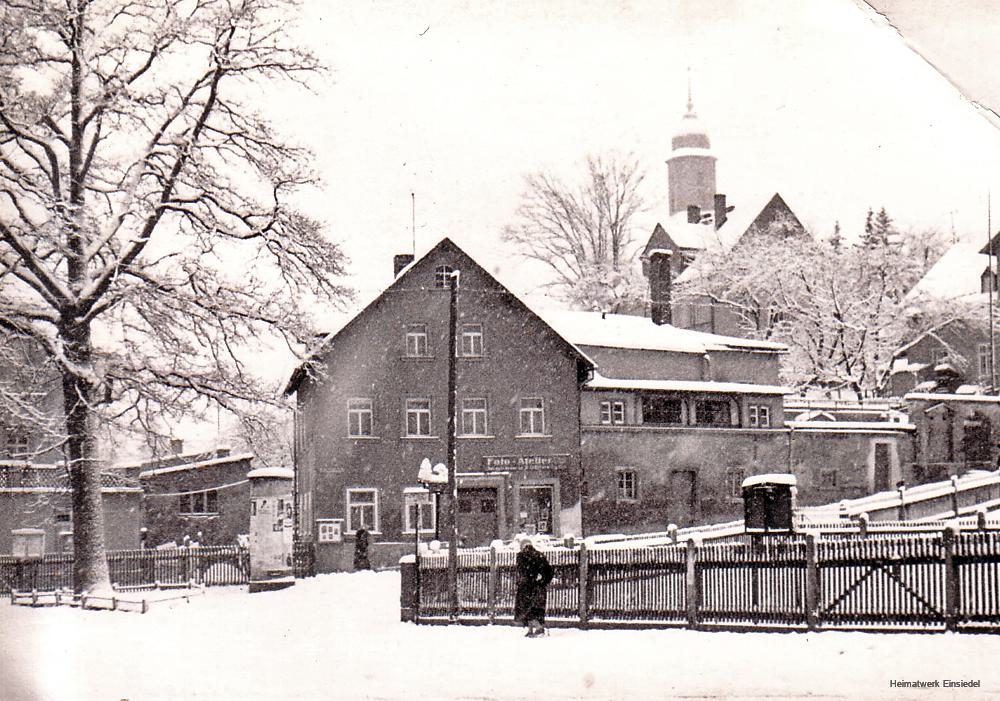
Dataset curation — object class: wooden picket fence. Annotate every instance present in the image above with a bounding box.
[410,529,1000,633]
[0,545,249,597]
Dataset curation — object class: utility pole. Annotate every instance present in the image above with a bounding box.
[446,269,460,621]
[989,193,997,394]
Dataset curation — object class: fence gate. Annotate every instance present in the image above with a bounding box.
[817,538,946,629]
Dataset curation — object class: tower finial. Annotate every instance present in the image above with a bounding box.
[686,66,693,114]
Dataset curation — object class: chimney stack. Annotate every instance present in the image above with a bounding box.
[687,205,701,224]
[648,249,673,326]
[714,194,728,230]
[393,254,415,277]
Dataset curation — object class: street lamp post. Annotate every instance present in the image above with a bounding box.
[446,269,460,622]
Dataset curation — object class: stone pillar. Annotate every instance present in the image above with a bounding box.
[248,467,295,593]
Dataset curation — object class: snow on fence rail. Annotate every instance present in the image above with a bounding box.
[0,545,249,596]
[408,528,1000,633]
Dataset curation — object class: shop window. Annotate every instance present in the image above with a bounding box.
[317,519,343,543]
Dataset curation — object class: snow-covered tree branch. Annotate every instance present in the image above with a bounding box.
[0,0,349,592]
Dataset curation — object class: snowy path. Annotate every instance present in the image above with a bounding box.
[2,571,998,700]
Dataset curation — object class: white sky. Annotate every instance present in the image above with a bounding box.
[263,0,1000,314]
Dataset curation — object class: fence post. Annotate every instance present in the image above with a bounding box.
[858,512,869,538]
[950,476,961,518]
[578,543,589,628]
[487,546,497,625]
[943,525,958,631]
[804,532,819,630]
[685,538,699,628]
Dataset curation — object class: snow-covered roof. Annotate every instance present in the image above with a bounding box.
[785,420,915,432]
[907,243,991,301]
[246,467,294,480]
[905,392,1000,404]
[586,372,790,396]
[540,310,787,354]
[138,453,254,479]
[667,146,716,161]
[890,357,928,375]
[742,473,797,488]
[284,238,597,395]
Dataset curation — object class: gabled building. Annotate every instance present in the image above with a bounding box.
[285,238,593,571]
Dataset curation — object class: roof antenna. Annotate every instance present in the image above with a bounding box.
[411,192,416,256]
[686,66,694,114]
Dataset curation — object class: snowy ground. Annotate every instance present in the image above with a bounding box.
[2,571,999,701]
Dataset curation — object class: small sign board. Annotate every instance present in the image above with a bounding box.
[482,454,569,471]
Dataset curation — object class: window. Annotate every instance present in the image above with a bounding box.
[434,265,455,288]
[694,399,736,427]
[819,469,838,489]
[642,396,684,425]
[748,405,771,428]
[980,343,993,378]
[460,397,488,436]
[519,397,545,435]
[347,488,379,532]
[404,498,436,533]
[348,398,374,437]
[3,429,29,459]
[460,323,484,357]
[405,399,432,436]
[617,469,638,500]
[727,468,745,499]
[600,401,626,425]
[179,490,219,515]
[405,324,429,357]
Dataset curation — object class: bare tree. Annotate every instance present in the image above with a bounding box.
[677,219,951,395]
[0,0,349,592]
[503,153,646,312]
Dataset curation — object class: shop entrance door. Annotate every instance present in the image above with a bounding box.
[457,488,498,547]
[517,485,554,535]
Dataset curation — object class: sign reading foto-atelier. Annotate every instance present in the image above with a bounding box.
[482,454,569,471]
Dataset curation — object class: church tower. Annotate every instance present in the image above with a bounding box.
[666,79,716,216]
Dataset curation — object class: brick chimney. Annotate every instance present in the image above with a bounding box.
[648,249,673,326]
[714,194,728,230]
[686,205,701,224]
[393,254,415,277]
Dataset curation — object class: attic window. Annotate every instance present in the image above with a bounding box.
[434,265,455,288]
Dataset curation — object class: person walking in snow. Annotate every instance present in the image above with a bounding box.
[514,536,553,637]
[354,528,371,571]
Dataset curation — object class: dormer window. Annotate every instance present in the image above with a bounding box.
[434,265,455,288]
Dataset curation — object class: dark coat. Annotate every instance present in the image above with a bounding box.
[354,528,371,571]
[514,545,554,625]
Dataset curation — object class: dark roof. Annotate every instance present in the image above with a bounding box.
[980,231,1000,256]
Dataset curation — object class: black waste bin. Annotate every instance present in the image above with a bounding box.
[742,473,797,533]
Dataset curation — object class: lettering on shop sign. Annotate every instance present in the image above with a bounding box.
[482,454,569,471]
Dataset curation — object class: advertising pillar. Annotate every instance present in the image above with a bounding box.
[248,467,295,593]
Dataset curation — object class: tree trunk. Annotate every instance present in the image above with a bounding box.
[61,322,111,594]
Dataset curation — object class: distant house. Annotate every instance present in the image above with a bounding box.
[0,462,142,555]
[122,445,254,547]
